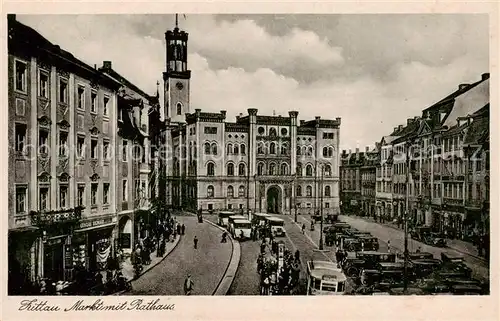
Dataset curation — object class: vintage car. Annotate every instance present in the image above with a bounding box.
[411,258,442,279]
[440,252,472,278]
[325,214,339,224]
[311,213,322,223]
[388,287,425,295]
[376,262,406,291]
[358,235,379,251]
[359,269,381,286]
[342,251,396,277]
[450,284,484,295]
[342,238,363,252]
[412,226,447,247]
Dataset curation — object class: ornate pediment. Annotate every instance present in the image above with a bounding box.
[38,61,51,72]
[38,115,52,127]
[58,70,69,78]
[90,126,100,136]
[59,172,70,182]
[90,173,100,181]
[38,171,51,182]
[58,119,70,129]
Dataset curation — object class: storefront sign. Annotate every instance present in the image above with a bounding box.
[78,217,113,230]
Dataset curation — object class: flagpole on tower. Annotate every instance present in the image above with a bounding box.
[175,13,178,28]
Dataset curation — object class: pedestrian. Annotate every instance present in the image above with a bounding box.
[193,236,198,249]
[184,274,194,295]
[387,240,391,253]
[301,223,305,234]
[181,224,185,235]
[177,224,181,236]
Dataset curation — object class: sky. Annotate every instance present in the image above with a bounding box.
[17,14,489,150]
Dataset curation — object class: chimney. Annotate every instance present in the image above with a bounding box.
[239,113,243,118]
[356,147,359,154]
[458,83,469,90]
[398,124,404,131]
[482,73,490,80]
[349,149,352,154]
[394,127,398,133]
[365,146,369,153]
[103,61,112,69]
[220,110,226,118]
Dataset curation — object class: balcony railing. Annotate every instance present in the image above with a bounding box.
[30,206,83,227]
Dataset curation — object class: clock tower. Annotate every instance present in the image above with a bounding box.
[163,15,191,123]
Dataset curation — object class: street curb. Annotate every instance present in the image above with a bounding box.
[203,219,241,296]
[113,234,182,295]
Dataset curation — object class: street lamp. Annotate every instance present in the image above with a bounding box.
[319,164,325,250]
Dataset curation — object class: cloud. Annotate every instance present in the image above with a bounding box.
[15,14,488,150]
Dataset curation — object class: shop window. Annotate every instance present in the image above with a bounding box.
[16,186,27,214]
[15,60,27,93]
[91,183,98,206]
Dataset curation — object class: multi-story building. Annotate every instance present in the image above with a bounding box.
[340,148,364,214]
[161,23,342,216]
[8,15,122,291]
[360,145,379,218]
[7,15,161,293]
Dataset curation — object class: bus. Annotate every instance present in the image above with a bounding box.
[232,219,252,240]
[265,216,286,237]
[218,211,235,227]
[228,215,246,234]
[306,260,347,295]
[251,213,271,227]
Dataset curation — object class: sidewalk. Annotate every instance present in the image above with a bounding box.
[120,234,181,282]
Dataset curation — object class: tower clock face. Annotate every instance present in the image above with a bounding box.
[176,82,184,90]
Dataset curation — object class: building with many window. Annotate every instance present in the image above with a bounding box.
[161,23,342,216]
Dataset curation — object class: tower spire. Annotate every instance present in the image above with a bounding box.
[175,13,178,29]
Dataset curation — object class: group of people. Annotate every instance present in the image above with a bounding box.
[257,239,301,295]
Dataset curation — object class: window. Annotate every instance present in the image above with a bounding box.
[257,163,264,175]
[234,144,239,154]
[281,144,288,155]
[227,163,235,176]
[103,183,110,205]
[39,129,49,154]
[240,144,246,155]
[59,79,68,103]
[207,185,214,198]
[323,132,334,139]
[297,164,302,176]
[16,186,27,213]
[297,146,302,156]
[77,86,85,109]
[307,147,313,156]
[122,140,128,161]
[204,126,217,134]
[269,128,277,136]
[207,163,215,176]
[258,143,264,154]
[324,165,332,176]
[91,183,98,206]
[325,202,330,208]
[15,123,27,153]
[238,163,246,176]
[39,186,49,210]
[306,186,312,197]
[39,71,48,98]
[91,139,98,159]
[211,143,218,155]
[77,136,85,158]
[306,164,313,177]
[476,160,481,172]
[270,142,276,154]
[205,142,211,154]
[228,204,233,209]
[103,141,110,160]
[122,180,128,201]
[227,186,234,198]
[281,163,288,175]
[91,92,97,113]
[59,131,68,157]
[176,103,182,115]
[239,185,245,197]
[296,186,302,197]
[323,147,328,157]
[328,147,334,157]
[15,60,27,92]
[78,185,85,206]
[281,128,288,136]
[269,163,276,175]
[118,108,123,121]
[103,96,110,116]
[227,143,233,154]
[59,185,68,208]
[258,127,265,135]
[325,185,331,197]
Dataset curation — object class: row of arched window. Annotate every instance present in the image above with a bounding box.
[296,185,331,197]
[206,162,247,176]
[257,142,288,155]
[207,185,246,198]
[227,143,246,155]
[296,163,333,176]
[257,162,289,176]
[204,142,218,155]
[297,146,314,156]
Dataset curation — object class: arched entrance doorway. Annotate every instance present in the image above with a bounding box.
[267,185,282,214]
